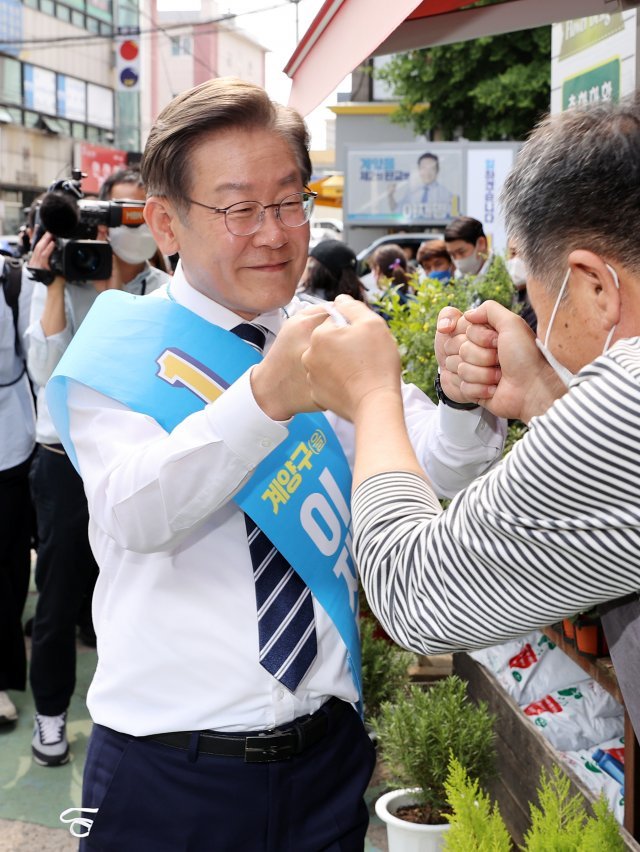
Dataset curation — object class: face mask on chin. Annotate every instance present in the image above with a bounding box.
[108,224,157,264]
[453,249,483,276]
[535,263,620,388]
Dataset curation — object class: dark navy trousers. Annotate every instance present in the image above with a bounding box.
[79,701,376,852]
[29,446,98,714]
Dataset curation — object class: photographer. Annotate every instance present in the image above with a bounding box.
[25,168,170,767]
[97,167,170,293]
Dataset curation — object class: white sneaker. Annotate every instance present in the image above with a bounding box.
[32,711,70,766]
[0,691,17,724]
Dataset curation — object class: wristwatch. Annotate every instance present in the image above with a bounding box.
[434,372,479,411]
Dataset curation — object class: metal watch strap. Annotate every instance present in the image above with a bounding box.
[434,372,479,411]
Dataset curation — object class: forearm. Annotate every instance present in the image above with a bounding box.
[25,281,72,385]
[352,388,427,490]
[39,279,67,336]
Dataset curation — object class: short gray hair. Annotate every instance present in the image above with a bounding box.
[141,77,312,216]
[501,95,640,293]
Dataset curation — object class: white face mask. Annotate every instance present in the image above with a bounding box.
[108,224,157,264]
[453,250,483,276]
[506,256,527,288]
[535,263,619,388]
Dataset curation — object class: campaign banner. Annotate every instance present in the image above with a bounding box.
[465,148,514,254]
[346,147,463,226]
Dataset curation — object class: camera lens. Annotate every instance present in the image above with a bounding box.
[74,245,101,273]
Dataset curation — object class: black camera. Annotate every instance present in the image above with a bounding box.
[31,169,145,282]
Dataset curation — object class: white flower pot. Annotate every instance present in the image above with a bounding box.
[375,788,450,852]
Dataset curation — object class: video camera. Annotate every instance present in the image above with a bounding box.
[31,168,145,282]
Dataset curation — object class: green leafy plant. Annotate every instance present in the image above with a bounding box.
[524,766,625,851]
[443,761,625,851]
[443,756,511,851]
[360,615,415,721]
[579,796,626,851]
[524,767,585,851]
[373,675,497,824]
[377,258,514,403]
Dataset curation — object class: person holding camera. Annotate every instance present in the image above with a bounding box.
[96,168,171,292]
[25,168,170,767]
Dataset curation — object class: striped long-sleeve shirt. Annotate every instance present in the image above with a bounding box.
[352,338,640,655]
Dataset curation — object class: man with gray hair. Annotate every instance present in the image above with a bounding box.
[300,94,640,739]
[43,77,505,850]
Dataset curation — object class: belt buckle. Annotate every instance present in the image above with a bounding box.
[244,731,295,763]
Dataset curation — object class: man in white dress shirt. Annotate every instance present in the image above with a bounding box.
[44,78,505,851]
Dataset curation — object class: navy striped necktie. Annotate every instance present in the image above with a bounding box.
[231,322,318,692]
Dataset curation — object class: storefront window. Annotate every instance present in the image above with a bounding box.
[0,56,21,105]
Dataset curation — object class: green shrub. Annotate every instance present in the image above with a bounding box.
[443,756,511,851]
[524,767,625,852]
[524,767,585,851]
[443,760,626,851]
[376,256,514,402]
[360,616,415,721]
[374,676,497,823]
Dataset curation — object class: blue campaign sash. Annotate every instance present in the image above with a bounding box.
[47,290,361,702]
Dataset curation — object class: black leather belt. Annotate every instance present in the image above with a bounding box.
[143,697,350,763]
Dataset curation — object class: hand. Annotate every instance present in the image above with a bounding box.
[459,300,566,422]
[29,232,65,289]
[30,233,69,336]
[250,306,328,420]
[302,295,402,423]
[435,307,481,405]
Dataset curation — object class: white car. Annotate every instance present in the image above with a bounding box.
[309,225,344,250]
[311,218,343,235]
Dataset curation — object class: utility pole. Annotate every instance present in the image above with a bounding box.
[289,0,301,43]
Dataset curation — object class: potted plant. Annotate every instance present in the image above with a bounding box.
[373,675,497,852]
[573,610,608,658]
[563,618,576,642]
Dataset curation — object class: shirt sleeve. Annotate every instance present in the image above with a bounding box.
[67,368,289,554]
[401,381,507,498]
[25,281,73,388]
[352,362,640,655]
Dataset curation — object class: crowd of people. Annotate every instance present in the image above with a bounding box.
[1,73,637,850]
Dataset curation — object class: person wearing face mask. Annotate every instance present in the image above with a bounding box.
[24,168,170,768]
[444,216,503,281]
[416,239,454,284]
[300,94,640,743]
[98,168,171,293]
[506,238,536,332]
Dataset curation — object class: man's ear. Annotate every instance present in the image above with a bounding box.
[567,249,621,331]
[477,236,488,257]
[144,197,181,255]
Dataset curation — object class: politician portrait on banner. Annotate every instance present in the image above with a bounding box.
[347,147,462,226]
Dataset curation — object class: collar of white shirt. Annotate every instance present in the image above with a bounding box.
[161,260,288,341]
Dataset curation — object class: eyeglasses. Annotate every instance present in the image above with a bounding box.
[184,190,317,237]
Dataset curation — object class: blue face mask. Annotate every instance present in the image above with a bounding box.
[428,270,452,283]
